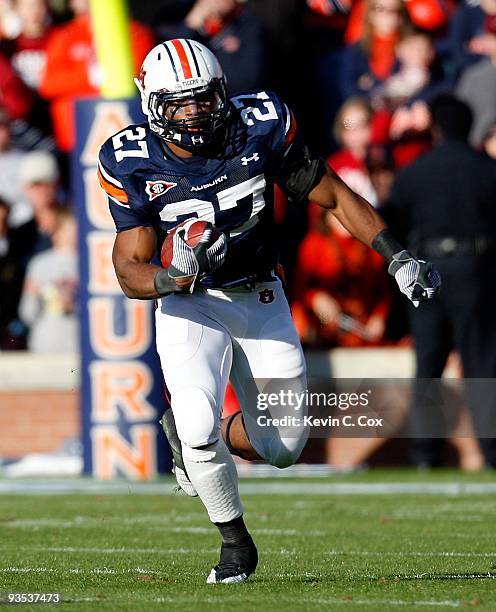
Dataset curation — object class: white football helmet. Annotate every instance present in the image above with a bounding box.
[134,39,230,151]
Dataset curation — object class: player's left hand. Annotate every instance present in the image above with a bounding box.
[204,230,227,272]
[188,224,227,276]
[388,250,441,307]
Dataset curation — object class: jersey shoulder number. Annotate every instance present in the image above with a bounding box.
[97,124,153,232]
[231,90,297,154]
[98,122,150,179]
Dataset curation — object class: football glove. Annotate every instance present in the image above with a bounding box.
[204,230,227,272]
[167,224,227,292]
[184,224,227,277]
[167,228,200,292]
[388,250,441,307]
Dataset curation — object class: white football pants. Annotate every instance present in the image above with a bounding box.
[155,279,308,521]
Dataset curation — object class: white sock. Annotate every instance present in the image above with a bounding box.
[182,438,243,523]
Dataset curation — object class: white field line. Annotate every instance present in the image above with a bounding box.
[4,545,496,559]
[3,508,494,530]
[0,590,469,608]
[408,573,496,579]
[5,545,300,556]
[386,512,485,522]
[1,517,325,536]
[63,596,463,608]
[2,480,496,496]
[312,598,463,608]
[280,573,495,581]
[1,565,493,589]
[325,550,496,558]
[0,566,160,575]
[285,508,490,522]
[284,504,496,523]
[17,546,218,555]
[12,515,487,538]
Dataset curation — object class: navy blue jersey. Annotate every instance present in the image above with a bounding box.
[98,90,298,288]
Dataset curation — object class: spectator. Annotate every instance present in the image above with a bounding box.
[382,30,449,167]
[387,94,496,468]
[170,0,266,94]
[0,50,32,120]
[1,0,55,149]
[346,0,450,44]
[19,209,78,353]
[0,0,21,39]
[38,0,154,152]
[2,0,53,89]
[449,0,496,75]
[292,207,390,348]
[379,30,449,110]
[340,0,412,100]
[329,96,378,206]
[0,106,33,226]
[456,33,496,148]
[17,149,61,255]
[0,150,60,346]
[0,197,26,343]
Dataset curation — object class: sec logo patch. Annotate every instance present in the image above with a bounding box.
[258,289,275,304]
[145,180,177,201]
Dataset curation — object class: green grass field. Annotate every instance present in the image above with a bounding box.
[1,470,495,611]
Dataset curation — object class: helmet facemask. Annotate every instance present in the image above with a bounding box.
[148,78,230,152]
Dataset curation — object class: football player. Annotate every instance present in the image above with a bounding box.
[98,39,441,584]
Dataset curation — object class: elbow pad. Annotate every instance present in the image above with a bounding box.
[276,134,327,202]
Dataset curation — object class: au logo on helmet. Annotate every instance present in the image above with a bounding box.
[145,180,177,201]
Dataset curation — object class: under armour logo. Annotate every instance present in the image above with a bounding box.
[241,153,259,165]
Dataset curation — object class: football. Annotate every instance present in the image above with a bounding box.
[161,218,222,271]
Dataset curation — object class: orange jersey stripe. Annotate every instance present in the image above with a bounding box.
[171,39,193,79]
[97,168,129,204]
[285,111,298,147]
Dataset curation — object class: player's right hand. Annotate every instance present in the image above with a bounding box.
[388,250,441,307]
[167,229,199,291]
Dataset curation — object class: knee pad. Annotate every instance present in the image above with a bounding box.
[258,432,308,469]
[267,440,301,469]
[172,386,219,448]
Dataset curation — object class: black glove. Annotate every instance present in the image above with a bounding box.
[388,250,441,307]
[204,230,227,272]
[189,224,227,278]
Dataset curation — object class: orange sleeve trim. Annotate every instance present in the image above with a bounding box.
[284,111,298,147]
[97,168,129,204]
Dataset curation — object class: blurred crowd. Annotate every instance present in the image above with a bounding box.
[1,0,496,359]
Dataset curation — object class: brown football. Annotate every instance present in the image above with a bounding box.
[160,218,221,272]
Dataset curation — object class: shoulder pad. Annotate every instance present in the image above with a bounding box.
[98,122,151,180]
[230,90,296,153]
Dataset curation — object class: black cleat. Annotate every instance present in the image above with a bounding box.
[159,408,197,497]
[207,537,258,584]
